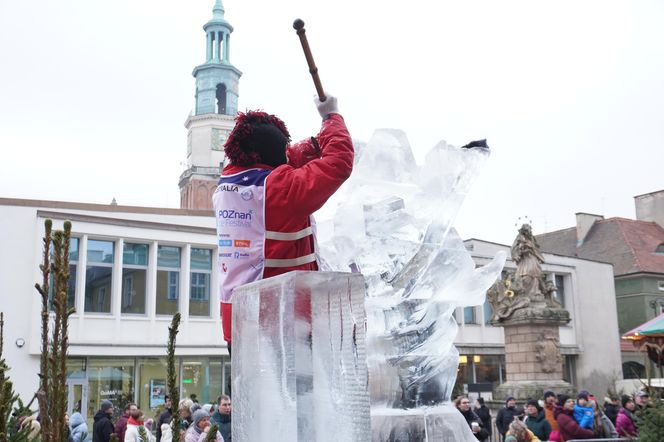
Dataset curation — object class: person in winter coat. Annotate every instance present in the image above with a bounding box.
[455,396,489,441]
[590,400,618,439]
[159,422,173,442]
[603,396,620,425]
[178,399,194,434]
[523,399,551,441]
[572,391,594,429]
[184,410,224,442]
[19,415,41,440]
[156,396,172,442]
[70,412,90,442]
[93,400,115,442]
[214,95,353,346]
[210,395,231,442]
[505,420,541,442]
[116,403,137,442]
[125,410,155,442]
[542,391,559,432]
[554,395,594,441]
[615,395,638,438]
[474,397,492,441]
[496,397,522,441]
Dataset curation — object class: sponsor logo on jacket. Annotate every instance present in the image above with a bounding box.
[218,209,253,220]
[219,239,232,247]
[234,240,251,248]
[219,185,239,192]
[241,189,254,201]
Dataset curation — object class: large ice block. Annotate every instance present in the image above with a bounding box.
[232,271,370,442]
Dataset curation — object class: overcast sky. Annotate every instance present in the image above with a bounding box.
[1,0,662,245]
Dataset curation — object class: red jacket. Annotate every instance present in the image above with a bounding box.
[615,408,637,437]
[219,113,353,341]
[555,407,594,441]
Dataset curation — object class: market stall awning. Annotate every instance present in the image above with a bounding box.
[622,312,664,341]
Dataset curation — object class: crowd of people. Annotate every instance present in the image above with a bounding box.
[455,388,654,441]
[12,394,232,442]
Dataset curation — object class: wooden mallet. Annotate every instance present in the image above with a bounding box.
[293,18,327,102]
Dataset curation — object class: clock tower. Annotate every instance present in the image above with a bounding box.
[180,0,242,210]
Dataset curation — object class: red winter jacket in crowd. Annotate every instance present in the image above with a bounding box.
[555,406,594,441]
[615,407,638,437]
[217,113,353,343]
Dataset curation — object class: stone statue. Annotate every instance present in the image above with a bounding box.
[488,224,570,324]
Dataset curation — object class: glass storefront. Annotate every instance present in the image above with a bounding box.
[66,355,227,425]
[87,358,135,420]
[454,354,506,397]
[138,357,174,419]
[181,357,222,405]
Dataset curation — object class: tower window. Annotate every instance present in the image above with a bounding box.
[656,243,664,254]
[216,84,227,114]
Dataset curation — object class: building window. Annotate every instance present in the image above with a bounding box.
[156,246,181,315]
[122,243,148,314]
[622,361,646,379]
[562,355,577,385]
[85,239,114,313]
[483,300,493,325]
[554,274,566,307]
[49,237,79,310]
[474,354,504,387]
[190,248,212,317]
[656,243,664,254]
[464,306,476,325]
[658,281,664,292]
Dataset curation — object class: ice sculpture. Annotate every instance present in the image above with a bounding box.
[232,271,370,442]
[231,129,505,441]
[316,129,507,440]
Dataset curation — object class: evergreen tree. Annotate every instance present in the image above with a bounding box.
[205,424,219,442]
[637,394,664,442]
[166,314,181,435]
[34,220,75,442]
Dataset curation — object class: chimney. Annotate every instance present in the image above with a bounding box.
[576,213,603,246]
[635,190,664,228]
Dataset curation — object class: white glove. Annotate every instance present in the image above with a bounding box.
[314,94,338,119]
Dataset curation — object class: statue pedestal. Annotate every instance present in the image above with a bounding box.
[494,314,574,399]
[231,271,370,442]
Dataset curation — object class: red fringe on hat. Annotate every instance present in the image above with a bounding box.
[224,110,291,166]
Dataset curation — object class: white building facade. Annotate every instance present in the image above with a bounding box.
[0,198,227,422]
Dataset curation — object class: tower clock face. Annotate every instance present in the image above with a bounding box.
[211,128,231,150]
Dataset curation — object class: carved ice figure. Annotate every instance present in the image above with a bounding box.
[316,129,506,440]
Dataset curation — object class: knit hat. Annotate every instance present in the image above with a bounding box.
[100,400,113,412]
[224,111,291,167]
[636,389,649,398]
[192,409,210,427]
[621,394,633,408]
[190,403,202,414]
[526,399,541,411]
[577,390,589,401]
[505,396,515,404]
[557,394,570,406]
